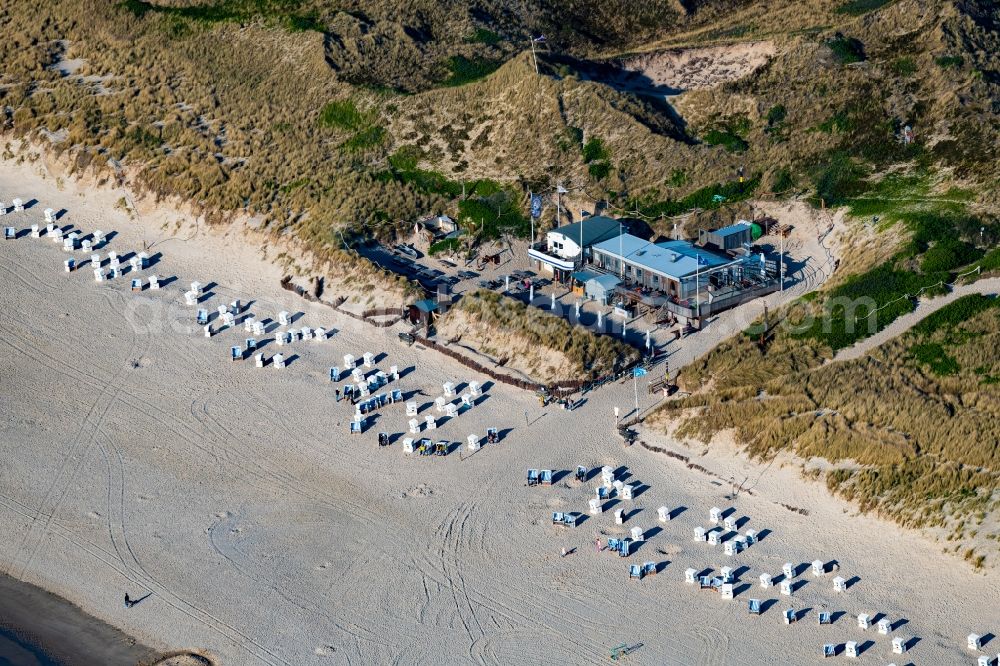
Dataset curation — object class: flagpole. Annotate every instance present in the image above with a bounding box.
[531,39,538,74]
[633,372,639,419]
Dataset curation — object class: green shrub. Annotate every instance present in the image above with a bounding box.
[588,162,612,180]
[826,34,866,64]
[765,104,787,125]
[810,152,866,206]
[935,55,964,69]
[429,237,461,255]
[465,28,501,45]
[119,0,322,32]
[318,100,368,131]
[835,0,894,15]
[771,167,795,192]
[702,128,748,152]
[890,57,917,76]
[919,239,982,273]
[341,126,386,152]
[442,56,500,86]
[910,342,960,375]
[582,137,609,163]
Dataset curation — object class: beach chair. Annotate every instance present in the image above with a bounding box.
[425,415,436,430]
[469,381,481,398]
[575,466,587,481]
[617,539,631,557]
[442,382,455,397]
[642,562,656,577]
[486,428,498,444]
[629,564,642,580]
[461,393,473,408]
[406,401,418,416]
[818,612,832,625]
[3,227,13,240]
[552,512,564,525]
[467,434,480,451]
[252,321,265,336]
[375,371,387,386]
[527,469,539,486]
[709,507,721,524]
[877,618,891,635]
[784,609,796,624]
[693,527,706,542]
[685,568,697,584]
[343,353,355,369]
[314,327,326,340]
[719,584,734,600]
[822,644,835,658]
[278,311,291,326]
[783,562,795,579]
[857,614,870,630]
[744,529,757,545]
[64,259,74,272]
[607,538,621,554]
[435,396,447,412]
[434,441,448,456]
[445,404,458,418]
[621,484,634,501]
[273,354,285,369]
[231,346,242,362]
[352,368,365,384]
[780,580,792,596]
[589,498,601,515]
[630,526,644,542]
[197,309,209,325]
[892,636,906,654]
[409,418,420,434]
[760,574,772,588]
[31,224,40,238]
[12,198,23,212]
[254,353,264,368]
[614,509,624,525]
[699,576,714,590]
[748,599,762,615]
[330,367,341,382]
[419,439,433,456]
[363,352,374,368]
[724,517,737,532]
[391,389,402,403]
[300,326,312,341]
[378,432,389,447]
[833,576,846,592]
[657,506,671,522]
[969,634,983,651]
[402,438,414,454]
[350,419,362,434]
[44,208,55,223]
[562,513,579,527]
[845,641,858,658]
[149,275,159,290]
[708,530,720,546]
[812,560,825,576]
[539,470,553,485]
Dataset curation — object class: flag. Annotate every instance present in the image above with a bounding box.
[633,367,647,378]
[533,35,546,42]
[530,193,543,219]
[556,184,568,194]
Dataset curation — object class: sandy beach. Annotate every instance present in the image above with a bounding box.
[1,154,998,665]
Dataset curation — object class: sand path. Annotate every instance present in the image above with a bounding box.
[0,156,997,665]
[833,276,1000,362]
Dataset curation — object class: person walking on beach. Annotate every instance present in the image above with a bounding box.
[335,388,341,402]
[596,538,602,552]
[561,547,567,558]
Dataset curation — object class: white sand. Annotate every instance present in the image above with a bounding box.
[1,155,998,665]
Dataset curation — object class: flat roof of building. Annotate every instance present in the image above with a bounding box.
[712,221,752,237]
[592,234,734,280]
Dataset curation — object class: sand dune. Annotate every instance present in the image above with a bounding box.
[1,156,997,665]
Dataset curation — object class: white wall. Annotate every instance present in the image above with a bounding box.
[545,231,581,259]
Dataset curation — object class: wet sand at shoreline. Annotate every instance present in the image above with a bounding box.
[0,572,157,666]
